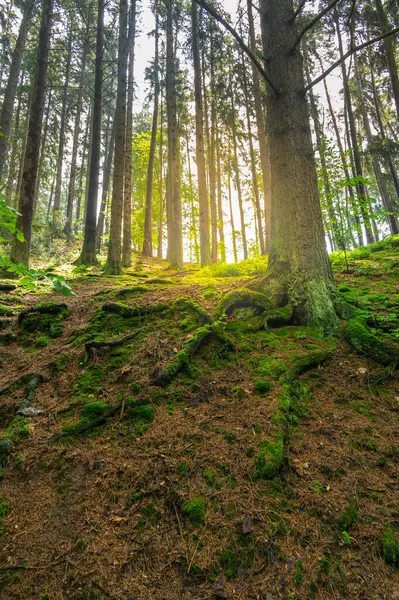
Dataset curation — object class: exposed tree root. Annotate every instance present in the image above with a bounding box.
[283,348,332,383]
[0,373,44,397]
[18,302,69,325]
[116,285,149,297]
[17,376,41,415]
[43,403,122,444]
[264,305,294,328]
[146,278,174,285]
[149,322,235,387]
[345,318,399,366]
[0,283,16,292]
[101,302,169,318]
[172,297,213,324]
[214,288,274,320]
[85,327,147,355]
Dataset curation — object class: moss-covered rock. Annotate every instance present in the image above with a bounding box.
[0,437,13,467]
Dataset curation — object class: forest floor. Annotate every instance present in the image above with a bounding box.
[0,242,399,600]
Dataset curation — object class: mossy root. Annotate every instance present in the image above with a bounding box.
[85,327,147,355]
[18,302,69,325]
[43,403,122,444]
[214,288,274,320]
[284,349,332,383]
[345,318,399,365]
[150,322,234,387]
[101,302,169,318]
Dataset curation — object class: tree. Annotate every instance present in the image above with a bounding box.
[165,0,182,269]
[78,0,104,265]
[191,1,210,266]
[0,0,35,180]
[10,0,53,266]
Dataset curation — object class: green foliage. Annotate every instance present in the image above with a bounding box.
[218,544,254,579]
[182,497,207,525]
[337,503,358,532]
[196,256,268,279]
[0,496,9,534]
[128,405,154,422]
[294,560,304,587]
[382,527,399,566]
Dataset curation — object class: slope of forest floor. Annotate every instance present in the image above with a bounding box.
[0,241,399,600]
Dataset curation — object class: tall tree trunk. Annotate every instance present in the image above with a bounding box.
[157,88,164,259]
[209,32,218,263]
[355,56,398,234]
[336,14,374,244]
[191,1,210,266]
[53,24,73,230]
[247,0,270,253]
[10,0,53,266]
[259,0,336,331]
[143,7,159,258]
[0,0,35,179]
[122,0,137,267]
[318,56,361,247]
[242,52,265,255]
[105,0,128,274]
[78,0,103,264]
[64,35,89,237]
[5,72,24,207]
[33,87,52,215]
[216,124,226,262]
[186,132,199,263]
[75,101,92,234]
[165,0,182,268]
[230,90,248,260]
[375,0,399,121]
[227,136,237,264]
[96,114,116,251]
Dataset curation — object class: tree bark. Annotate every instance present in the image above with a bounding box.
[122,0,137,267]
[247,0,270,254]
[96,112,116,251]
[165,0,182,268]
[64,35,89,237]
[10,0,53,266]
[78,0,104,265]
[191,1,210,266]
[75,100,92,234]
[375,0,399,121]
[259,0,337,331]
[33,87,52,215]
[216,124,226,262]
[5,72,24,207]
[52,24,73,231]
[143,7,160,258]
[157,86,164,259]
[227,136,237,264]
[0,0,35,180]
[230,88,248,260]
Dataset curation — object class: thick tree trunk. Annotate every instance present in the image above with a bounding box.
[122,0,137,267]
[191,2,210,266]
[64,35,89,237]
[259,0,337,331]
[375,0,399,121]
[53,24,73,231]
[247,0,270,254]
[106,0,128,274]
[78,0,104,265]
[0,0,35,180]
[10,0,53,266]
[143,8,159,258]
[165,0,182,268]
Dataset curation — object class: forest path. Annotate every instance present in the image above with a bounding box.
[0,251,398,599]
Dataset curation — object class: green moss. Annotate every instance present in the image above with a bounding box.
[215,288,274,320]
[345,318,399,365]
[0,496,9,534]
[6,416,29,441]
[0,437,13,467]
[178,461,187,477]
[257,356,287,380]
[337,503,358,532]
[128,405,154,422]
[254,381,271,396]
[76,365,103,395]
[50,352,70,374]
[19,302,69,344]
[203,469,217,486]
[0,303,13,316]
[218,544,254,579]
[294,559,304,587]
[183,497,206,525]
[81,401,107,420]
[382,527,399,566]
[254,433,284,479]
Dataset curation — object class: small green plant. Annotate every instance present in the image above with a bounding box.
[0,496,9,534]
[203,469,216,486]
[178,461,187,477]
[337,503,358,532]
[294,559,304,587]
[341,531,351,544]
[183,497,206,525]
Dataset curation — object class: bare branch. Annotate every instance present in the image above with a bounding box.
[292,0,344,50]
[193,0,279,95]
[303,25,399,93]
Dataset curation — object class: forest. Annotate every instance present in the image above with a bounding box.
[0,0,399,598]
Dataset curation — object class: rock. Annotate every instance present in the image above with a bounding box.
[18,406,45,417]
[0,437,13,467]
[241,515,253,534]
